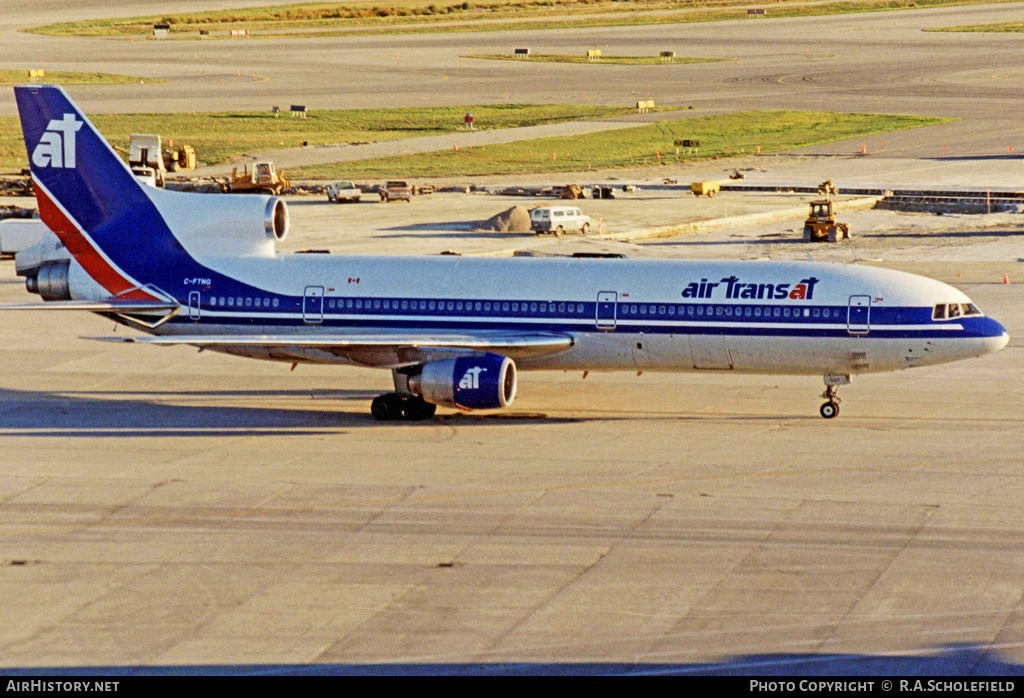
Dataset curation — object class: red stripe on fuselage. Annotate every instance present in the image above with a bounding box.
[35,184,157,301]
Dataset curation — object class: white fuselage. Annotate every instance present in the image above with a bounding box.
[152,254,1005,377]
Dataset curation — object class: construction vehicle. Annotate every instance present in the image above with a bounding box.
[128,134,166,188]
[817,179,839,196]
[164,143,197,172]
[559,184,584,200]
[803,199,851,242]
[690,180,720,197]
[223,161,290,195]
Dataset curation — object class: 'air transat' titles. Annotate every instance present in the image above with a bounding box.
[681,276,820,301]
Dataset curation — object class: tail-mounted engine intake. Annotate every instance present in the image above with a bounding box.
[144,188,289,257]
[265,196,289,241]
[411,353,517,410]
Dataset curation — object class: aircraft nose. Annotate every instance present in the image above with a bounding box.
[980,317,1009,355]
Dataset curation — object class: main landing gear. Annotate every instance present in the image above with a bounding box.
[370,393,437,421]
[819,374,850,419]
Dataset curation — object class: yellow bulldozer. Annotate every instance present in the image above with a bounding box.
[222,161,291,195]
[803,199,850,242]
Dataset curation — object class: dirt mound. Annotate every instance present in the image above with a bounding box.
[478,205,533,233]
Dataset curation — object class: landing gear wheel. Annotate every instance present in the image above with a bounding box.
[818,383,843,419]
[820,401,839,419]
[402,396,437,421]
[371,393,405,421]
[371,393,436,421]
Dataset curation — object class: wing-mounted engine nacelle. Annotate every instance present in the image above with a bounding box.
[411,353,517,410]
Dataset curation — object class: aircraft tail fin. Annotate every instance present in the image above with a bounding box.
[15,84,172,300]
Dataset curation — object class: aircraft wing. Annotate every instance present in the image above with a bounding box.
[95,330,575,368]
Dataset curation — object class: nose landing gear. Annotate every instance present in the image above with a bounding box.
[820,386,841,419]
[819,374,850,419]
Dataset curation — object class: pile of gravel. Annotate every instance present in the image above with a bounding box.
[477,205,534,233]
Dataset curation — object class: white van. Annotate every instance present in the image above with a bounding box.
[530,206,591,236]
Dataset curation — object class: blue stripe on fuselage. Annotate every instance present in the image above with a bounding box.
[156,297,1004,341]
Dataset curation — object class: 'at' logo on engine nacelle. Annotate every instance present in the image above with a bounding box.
[32,114,83,169]
[458,366,486,390]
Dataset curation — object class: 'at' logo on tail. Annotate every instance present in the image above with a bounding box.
[31,114,83,168]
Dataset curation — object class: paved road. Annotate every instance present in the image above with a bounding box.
[2,2,1023,161]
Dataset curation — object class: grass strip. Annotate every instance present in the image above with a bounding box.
[466,54,721,65]
[0,104,646,172]
[289,111,953,178]
[24,0,1016,38]
[0,70,157,86]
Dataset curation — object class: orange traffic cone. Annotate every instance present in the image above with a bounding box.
[1003,272,1010,284]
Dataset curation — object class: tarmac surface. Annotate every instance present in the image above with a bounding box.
[1,1,1024,676]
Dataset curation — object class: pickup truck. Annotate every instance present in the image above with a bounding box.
[379,180,412,203]
[326,181,361,203]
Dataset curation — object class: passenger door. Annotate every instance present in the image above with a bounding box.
[595,292,617,330]
[847,295,871,335]
[303,286,324,324]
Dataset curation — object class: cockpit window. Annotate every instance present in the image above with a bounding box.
[933,303,982,320]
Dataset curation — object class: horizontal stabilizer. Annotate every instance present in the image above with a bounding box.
[0,299,180,312]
